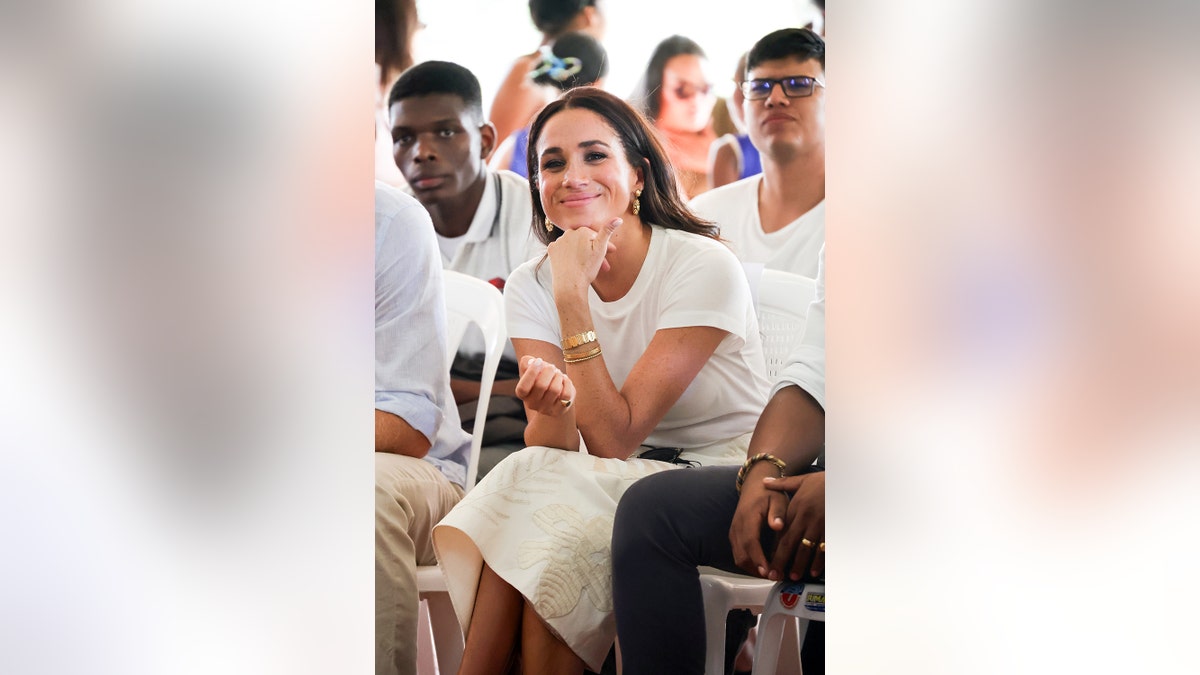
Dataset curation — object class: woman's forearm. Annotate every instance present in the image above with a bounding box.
[555,291,640,458]
[523,407,580,451]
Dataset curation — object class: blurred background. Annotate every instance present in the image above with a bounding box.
[3,0,1200,673]
[415,0,822,113]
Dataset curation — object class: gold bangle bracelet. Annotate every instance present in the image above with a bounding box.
[563,347,603,364]
[562,330,597,350]
[735,453,787,492]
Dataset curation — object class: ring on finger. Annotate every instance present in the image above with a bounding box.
[818,542,825,552]
[559,398,573,409]
[800,538,815,548]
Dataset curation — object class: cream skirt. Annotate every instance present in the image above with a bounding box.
[431,435,749,671]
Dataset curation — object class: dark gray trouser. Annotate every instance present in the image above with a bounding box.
[612,465,824,675]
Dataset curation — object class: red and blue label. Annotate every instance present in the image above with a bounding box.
[778,582,825,613]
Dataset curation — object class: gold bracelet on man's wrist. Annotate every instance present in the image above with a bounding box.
[735,453,787,492]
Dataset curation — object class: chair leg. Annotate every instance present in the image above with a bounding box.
[751,612,789,675]
[775,619,805,675]
[702,591,732,674]
[424,592,464,675]
[416,599,439,675]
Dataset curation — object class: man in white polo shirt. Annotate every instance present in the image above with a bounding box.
[389,61,541,431]
[689,28,825,279]
[388,59,540,291]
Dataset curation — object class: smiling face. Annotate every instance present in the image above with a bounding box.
[535,107,644,231]
[389,93,494,205]
[657,54,715,133]
[744,56,825,160]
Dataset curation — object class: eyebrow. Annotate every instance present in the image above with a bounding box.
[391,117,464,130]
[540,140,611,157]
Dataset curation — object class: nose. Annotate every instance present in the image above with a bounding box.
[562,163,587,187]
[413,133,438,162]
[764,81,790,107]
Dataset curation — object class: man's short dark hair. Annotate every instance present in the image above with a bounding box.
[387,61,484,121]
[528,0,594,37]
[746,27,825,75]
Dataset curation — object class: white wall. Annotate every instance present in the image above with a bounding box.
[414,0,821,117]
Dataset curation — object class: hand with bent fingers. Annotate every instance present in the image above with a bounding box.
[762,472,825,581]
[548,217,621,297]
[729,465,792,579]
[515,354,577,417]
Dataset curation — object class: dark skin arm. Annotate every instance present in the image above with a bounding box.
[729,385,825,580]
[375,409,432,458]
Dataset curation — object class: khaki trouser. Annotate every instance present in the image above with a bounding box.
[375,453,464,675]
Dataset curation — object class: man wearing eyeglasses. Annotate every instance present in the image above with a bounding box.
[689,27,825,279]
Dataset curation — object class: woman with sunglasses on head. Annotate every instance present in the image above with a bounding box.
[631,35,719,199]
[489,0,607,153]
[432,87,770,675]
[490,30,610,179]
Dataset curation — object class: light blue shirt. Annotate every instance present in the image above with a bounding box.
[375,182,470,487]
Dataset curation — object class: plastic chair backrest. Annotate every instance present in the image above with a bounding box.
[441,270,507,489]
[756,270,817,381]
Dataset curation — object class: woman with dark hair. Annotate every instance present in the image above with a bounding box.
[432,87,770,674]
[489,0,606,150]
[631,35,718,199]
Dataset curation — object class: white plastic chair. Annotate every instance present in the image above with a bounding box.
[439,270,507,490]
[757,270,817,381]
[698,269,818,675]
[752,581,825,675]
[416,269,507,675]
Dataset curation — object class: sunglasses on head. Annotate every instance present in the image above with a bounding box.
[741,75,824,100]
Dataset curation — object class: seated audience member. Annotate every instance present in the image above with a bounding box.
[389,61,541,419]
[489,0,607,148]
[631,35,718,200]
[374,182,472,675]
[707,51,764,190]
[612,247,827,675]
[689,28,825,278]
[490,30,609,178]
[431,87,770,675]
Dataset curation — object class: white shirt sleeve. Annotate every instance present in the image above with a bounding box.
[772,246,825,410]
[657,239,754,348]
[504,259,561,346]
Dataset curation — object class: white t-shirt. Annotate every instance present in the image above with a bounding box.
[430,169,542,284]
[505,226,770,449]
[689,175,824,278]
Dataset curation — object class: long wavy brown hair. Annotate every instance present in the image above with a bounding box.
[524,87,719,246]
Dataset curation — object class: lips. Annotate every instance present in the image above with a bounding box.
[410,175,447,190]
[560,193,599,207]
[762,113,796,125]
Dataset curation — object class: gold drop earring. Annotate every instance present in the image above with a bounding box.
[632,188,642,216]
[545,219,554,233]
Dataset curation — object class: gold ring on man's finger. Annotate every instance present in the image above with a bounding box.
[559,399,573,409]
[800,538,815,548]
